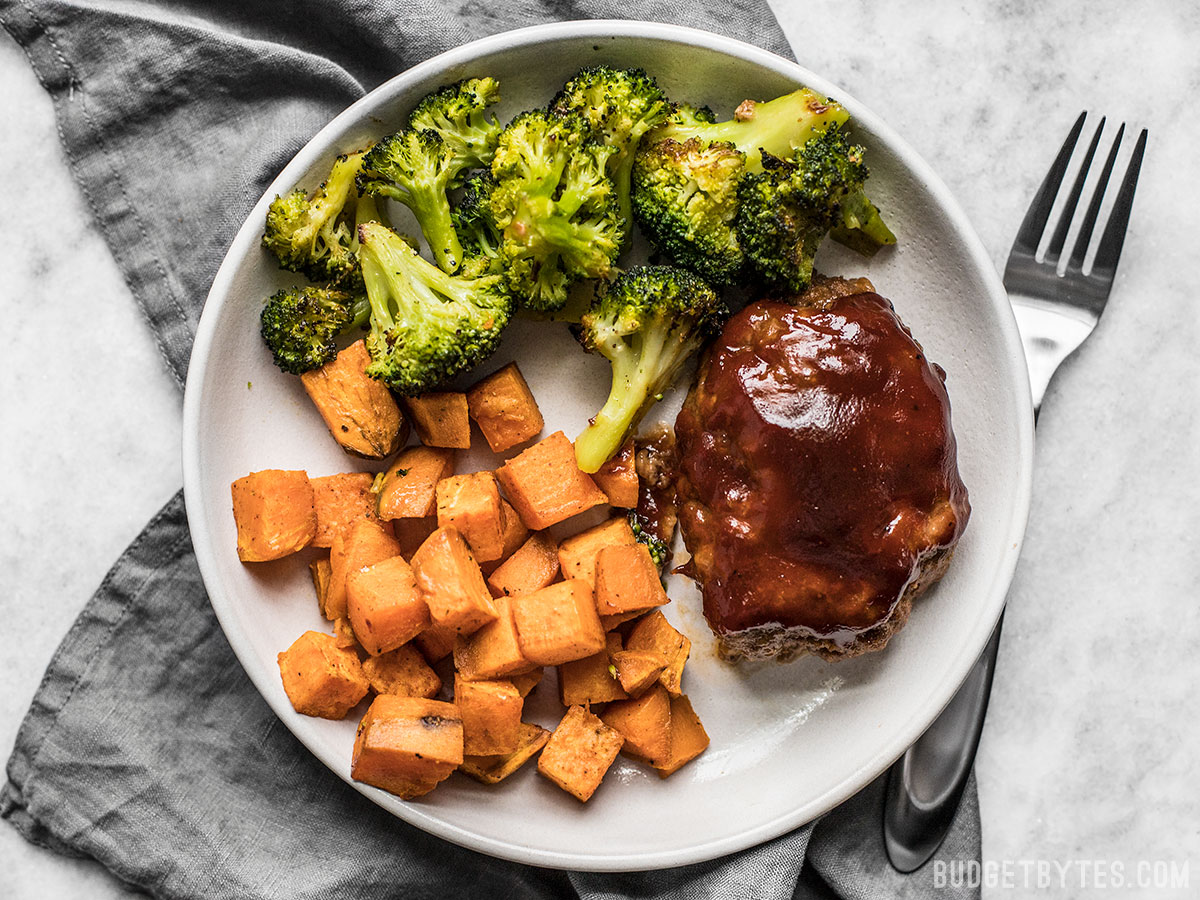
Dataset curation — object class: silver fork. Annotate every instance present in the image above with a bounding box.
[882,112,1148,872]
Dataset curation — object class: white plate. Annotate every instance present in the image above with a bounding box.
[182,21,1033,871]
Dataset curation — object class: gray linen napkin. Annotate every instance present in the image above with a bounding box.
[1,1,981,897]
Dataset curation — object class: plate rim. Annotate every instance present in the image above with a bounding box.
[182,18,1034,871]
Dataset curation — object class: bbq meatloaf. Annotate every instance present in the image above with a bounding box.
[674,277,970,661]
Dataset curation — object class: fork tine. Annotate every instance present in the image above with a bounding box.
[1066,123,1125,272]
[1010,111,1086,256]
[1090,128,1148,286]
[1044,117,1105,265]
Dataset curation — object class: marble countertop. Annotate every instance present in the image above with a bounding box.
[3,2,1198,897]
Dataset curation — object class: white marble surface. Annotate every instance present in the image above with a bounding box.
[2,2,1199,897]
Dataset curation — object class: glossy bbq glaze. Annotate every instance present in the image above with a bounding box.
[675,288,970,656]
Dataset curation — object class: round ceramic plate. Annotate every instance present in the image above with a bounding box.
[182,21,1033,871]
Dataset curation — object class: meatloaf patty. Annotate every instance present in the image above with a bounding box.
[674,277,970,661]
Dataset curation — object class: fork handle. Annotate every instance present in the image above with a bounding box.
[883,612,1005,871]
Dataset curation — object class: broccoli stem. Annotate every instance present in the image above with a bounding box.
[368,181,463,273]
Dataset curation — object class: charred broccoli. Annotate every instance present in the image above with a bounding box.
[572,266,727,472]
[487,110,624,313]
[737,124,873,293]
[631,87,853,285]
[549,66,672,232]
[629,510,669,570]
[451,171,505,279]
[263,149,368,287]
[356,221,512,395]
[358,78,503,274]
[259,285,368,375]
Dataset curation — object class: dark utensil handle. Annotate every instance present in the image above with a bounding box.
[883,611,1005,872]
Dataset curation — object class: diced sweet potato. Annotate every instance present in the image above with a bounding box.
[310,557,332,610]
[611,648,669,698]
[558,644,628,706]
[346,555,431,656]
[310,472,383,548]
[391,515,437,558]
[351,696,463,799]
[301,340,407,459]
[453,595,536,680]
[601,684,673,768]
[465,362,544,452]
[591,440,638,508]
[278,630,369,719]
[455,675,524,756]
[487,532,560,599]
[375,447,456,520]
[326,519,402,621]
[497,499,530,560]
[626,611,691,696]
[403,392,471,449]
[600,611,643,631]
[595,543,668,615]
[437,472,505,563]
[459,721,550,785]
[557,517,636,588]
[495,431,608,530]
[509,668,544,698]
[410,526,497,634]
[654,694,710,778]
[332,616,360,652]
[231,470,316,562]
[538,705,624,803]
[512,580,605,666]
[360,644,441,698]
[413,621,458,663]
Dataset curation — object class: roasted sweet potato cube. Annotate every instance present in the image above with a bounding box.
[610,648,669,697]
[509,668,544,698]
[459,721,551,785]
[495,431,608,530]
[391,515,437,558]
[310,557,332,610]
[465,362,544,452]
[512,580,605,666]
[595,543,668,615]
[601,683,673,767]
[437,472,505,563]
[332,616,360,652]
[654,694,710,777]
[497,499,530,559]
[558,645,628,706]
[600,611,643,631]
[453,595,536,680]
[591,440,638,508]
[351,696,463,799]
[360,644,441,698]
[375,446,456,520]
[410,526,497,634]
[278,630,369,719]
[403,392,471,449]
[627,611,691,696]
[413,621,458,663]
[557,517,637,588]
[346,555,431,656]
[326,519,402,620]
[231,469,316,562]
[538,705,624,803]
[487,532,560,599]
[310,472,382,548]
[454,675,524,756]
[301,340,407,459]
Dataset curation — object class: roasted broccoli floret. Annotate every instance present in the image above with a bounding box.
[263,149,368,287]
[549,66,672,231]
[409,76,503,172]
[259,285,368,375]
[737,125,872,293]
[487,110,624,313]
[572,266,727,472]
[451,171,505,279]
[629,510,669,569]
[356,221,511,395]
[631,87,852,285]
